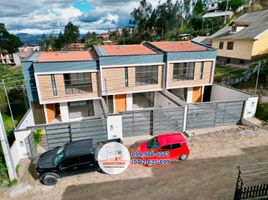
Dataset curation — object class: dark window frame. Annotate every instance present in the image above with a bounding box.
[227,41,234,50]
[135,65,159,86]
[68,100,94,119]
[51,74,57,96]
[219,41,224,49]
[173,62,195,81]
[64,72,93,95]
[200,62,204,80]
[125,67,128,87]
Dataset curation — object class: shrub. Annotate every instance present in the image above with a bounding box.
[33,129,43,144]
[256,103,268,121]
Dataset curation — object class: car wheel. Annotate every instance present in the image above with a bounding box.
[41,174,58,186]
[180,154,188,161]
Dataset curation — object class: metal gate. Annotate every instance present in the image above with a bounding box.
[122,107,185,137]
[25,132,37,160]
[187,100,245,130]
[44,118,107,150]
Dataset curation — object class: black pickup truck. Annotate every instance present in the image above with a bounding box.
[35,138,122,186]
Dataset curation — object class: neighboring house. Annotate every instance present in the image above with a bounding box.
[22,41,217,125]
[203,0,233,19]
[210,9,268,65]
[18,46,40,59]
[68,43,86,50]
[0,53,21,66]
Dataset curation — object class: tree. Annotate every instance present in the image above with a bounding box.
[229,0,245,11]
[0,24,21,53]
[53,31,65,50]
[193,0,205,15]
[63,22,80,45]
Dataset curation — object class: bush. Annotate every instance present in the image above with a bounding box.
[33,129,43,144]
[256,103,268,121]
[0,157,8,185]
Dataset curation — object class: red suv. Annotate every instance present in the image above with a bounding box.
[138,133,190,160]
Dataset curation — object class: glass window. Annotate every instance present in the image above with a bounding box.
[227,42,234,50]
[61,157,79,168]
[51,75,57,96]
[79,154,93,164]
[219,42,224,49]
[64,73,92,94]
[147,137,160,150]
[172,143,182,149]
[68,100,94,118]
[169,88,187,101]
[135,65,158,86]
[125,67,128,87]
[200,62,204,80]
[173,62,195,81]
[161,145,172,150]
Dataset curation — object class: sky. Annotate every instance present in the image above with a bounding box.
[0,0,162,35]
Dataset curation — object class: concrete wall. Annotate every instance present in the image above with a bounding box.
[243,96,258,118]
[212,39,254,60]
[11,141,20,167]
[187,87,193,103]
[107,115,123,139]
[154,92,179,108]
[16,109,35,130]
[14,129,32,158]
[252,31,268,57]
[36,72,99,104]
[102,65,163,95]
[211,84,251,101]
[126,93,133,110]
[60,102,69,122]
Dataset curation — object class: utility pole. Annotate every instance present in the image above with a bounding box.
[255,62,262,94]
[2,80,15,130]
[0,111,17,181]
[224,0,229,24]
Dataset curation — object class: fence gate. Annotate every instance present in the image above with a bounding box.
[122,107,185,137]
[25,132,37,160]
[44,118,107,150]
[187,100,244,130]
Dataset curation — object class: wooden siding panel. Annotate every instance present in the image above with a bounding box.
[102,65,163,94]
[37,72,99,104]
[192,86,202,103]
[167,61,213,89]
[115,94,127,112]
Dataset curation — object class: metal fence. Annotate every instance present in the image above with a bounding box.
[25,132,37,160]
[40,118,107,150]
[122,107,185,137]
[186,100,245,130]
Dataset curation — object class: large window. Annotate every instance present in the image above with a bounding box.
[227,42,234,50]
[64,73,92,94]
[68,100,94,118]
[173,62,195,81]
[50,75,57,96]
[135,66,158,86]
[219,42,224,49]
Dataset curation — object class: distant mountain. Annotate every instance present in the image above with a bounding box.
[16,33,43,45]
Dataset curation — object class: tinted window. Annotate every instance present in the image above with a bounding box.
[79,154,93,164]
[161,145,172,150]
[227,42,234,50]
[219,42,224,49]
[172,143,182,149]
[61,157,79,168]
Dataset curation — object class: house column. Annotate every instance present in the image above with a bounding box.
[60,102,69,122]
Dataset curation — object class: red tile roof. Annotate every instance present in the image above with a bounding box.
[97,44,157,56]
[150,41,207,52]
[37,50,95,62]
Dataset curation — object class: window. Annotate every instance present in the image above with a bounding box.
[232,25,237,32]
[125,67,128,87]
[64,73,92,94]
[172,143,182,149]
[169,88,187,101]
[135,65,158,86]
[61,157,79,169]
[51,75,57,96]
[161,145,172,150]
[173,62,195,81]
[79,154,93,164]
[239,59,245,64]
[68,100,94,118]
[200,62,204,80]
[219,42,224,49]
[227,42,234,50]
[226,58,231,64]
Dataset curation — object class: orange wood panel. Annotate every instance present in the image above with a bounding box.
[115,94,127,112]
[46,104,55,123]
[192,86,202,103]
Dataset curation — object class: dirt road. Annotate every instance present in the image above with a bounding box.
[1,126,268,200]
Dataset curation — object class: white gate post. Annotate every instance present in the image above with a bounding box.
[0,112,17,180]
[183,105,188,132]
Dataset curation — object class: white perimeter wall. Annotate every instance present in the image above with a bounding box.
[16,109,35,130]
[107,115,123,139]
[211,84,258,119]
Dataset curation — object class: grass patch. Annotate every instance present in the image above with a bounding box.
[7,179,17,187]
[214,65,247,83]
[0,157,8,186]
[33,129,43,145]
[256,103,268,121]
[2,114,18,136]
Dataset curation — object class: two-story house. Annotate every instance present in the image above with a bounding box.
[210,9,268,65]
[22,41,216,125]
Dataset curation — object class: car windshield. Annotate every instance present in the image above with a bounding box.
[147,137,160,150]
[54,144,65,165]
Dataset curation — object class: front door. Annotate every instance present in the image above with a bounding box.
[46,104,55,123]
[192,86,202,103]
[115,94,127,112]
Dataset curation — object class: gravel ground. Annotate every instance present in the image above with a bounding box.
[1,125,268,200]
